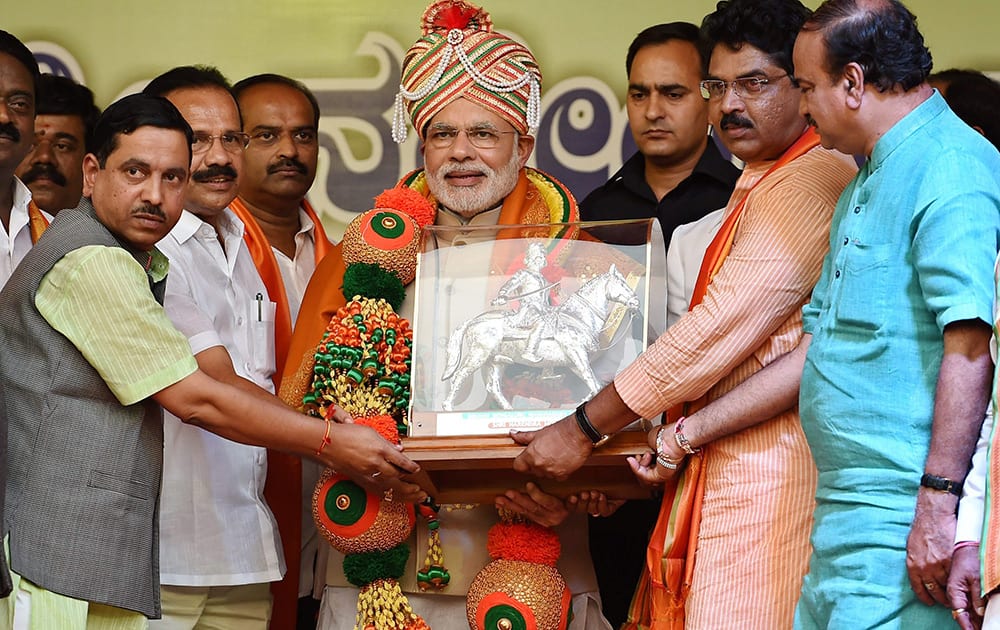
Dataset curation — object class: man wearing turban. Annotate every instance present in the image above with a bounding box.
[280,2,613,629]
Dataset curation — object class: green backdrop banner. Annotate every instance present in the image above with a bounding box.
[6,0,998,235]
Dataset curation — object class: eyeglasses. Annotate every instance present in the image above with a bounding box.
[425,125,517,150]
[699,74,790,100]
[192,132,250,153]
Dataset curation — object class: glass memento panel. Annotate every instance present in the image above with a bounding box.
[408,219,665,437]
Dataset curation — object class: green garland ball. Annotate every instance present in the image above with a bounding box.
[342,263,407,311]
[342,542,411,587]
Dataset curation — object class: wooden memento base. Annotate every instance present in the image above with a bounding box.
[400,430,651,504]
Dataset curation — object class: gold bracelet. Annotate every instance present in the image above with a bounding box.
[656,425,684,470]
[674,416,701,455]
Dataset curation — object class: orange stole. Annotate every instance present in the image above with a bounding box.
[627,129,821,630]
[228,197,333,630]
[985,281,1000,594]
[27,201,50,243]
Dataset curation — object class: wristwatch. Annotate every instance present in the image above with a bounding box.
[575,403,611,447]
[920,473,962,497]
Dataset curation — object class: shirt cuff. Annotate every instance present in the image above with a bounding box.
[955,405,993,544]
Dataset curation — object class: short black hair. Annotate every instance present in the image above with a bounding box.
[232,73,320,128]
[701,0,812,76]
[626,22,707,77]
[143,65,232,98]
[927,68,981,96]
[0,29,41,95]
[91,93,193,168]
[803,0,932,92]
[36,74,101,153]
[937,71,1000,150]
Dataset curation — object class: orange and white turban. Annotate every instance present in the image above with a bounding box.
[392,0,542,143]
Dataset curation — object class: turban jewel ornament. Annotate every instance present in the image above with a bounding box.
[305,187,443,630]
[392,0,542,143]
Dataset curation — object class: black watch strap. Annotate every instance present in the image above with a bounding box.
[920,473,962,497]
[575,403,610,447]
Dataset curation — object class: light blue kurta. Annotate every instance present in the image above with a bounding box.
[797,92,1000,629]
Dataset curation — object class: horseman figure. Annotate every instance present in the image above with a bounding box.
[441,256,640,411]
[491,242,552,362]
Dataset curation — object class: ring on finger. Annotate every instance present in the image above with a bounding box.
[371,471,382,478]
[922,581,936,591]
[952,608,968,619]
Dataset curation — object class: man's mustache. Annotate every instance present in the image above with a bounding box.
[192,164,238,182]
[131,203,166,220]
[0,123,21,143]
[21,162,67,187]
[266,157,308,175]
[720,113,754,130]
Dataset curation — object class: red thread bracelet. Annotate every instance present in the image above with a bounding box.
[316,418,332,456]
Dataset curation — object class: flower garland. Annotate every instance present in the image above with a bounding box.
[306,187,446,630]
[303,298,412,435]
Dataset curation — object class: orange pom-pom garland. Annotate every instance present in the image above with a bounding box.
[374,186,437,228]
[486,521,561,567]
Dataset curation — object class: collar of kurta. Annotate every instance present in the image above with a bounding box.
[229,196,333,389]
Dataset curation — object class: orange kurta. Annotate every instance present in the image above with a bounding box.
[618,144,857,629]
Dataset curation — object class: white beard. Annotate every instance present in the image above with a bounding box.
[426,149,522,218]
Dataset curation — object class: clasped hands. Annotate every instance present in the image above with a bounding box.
[628,422,686,486]
[511,413,685,490]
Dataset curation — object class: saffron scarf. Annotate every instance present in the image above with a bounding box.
[228,196,333,630]
[28,200,49,243]
[229,197,334,389]
[625,128,821,630]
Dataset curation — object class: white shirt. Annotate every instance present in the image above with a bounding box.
[157,209,285,586]
[0,177,51,289]
[954,254,1000,544]
[274,207,318,327]
[665,207,725,327]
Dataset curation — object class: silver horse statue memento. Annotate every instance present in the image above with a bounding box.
[440,264,640,411]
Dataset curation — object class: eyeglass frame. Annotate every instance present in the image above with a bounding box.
[699,73,792,100]
[424,123,518,150]
[191,131,251,153]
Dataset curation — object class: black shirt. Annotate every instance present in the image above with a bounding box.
[580,139,740,248]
